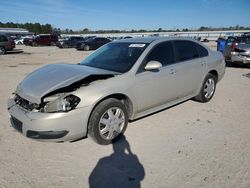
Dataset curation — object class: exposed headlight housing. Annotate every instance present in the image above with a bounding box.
[41,94,80,113]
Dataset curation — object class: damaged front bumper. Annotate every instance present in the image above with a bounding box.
[7,98,91,142]
[231,52,250,64]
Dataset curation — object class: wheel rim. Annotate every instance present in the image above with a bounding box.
[204,78,215,99]
[99,107,125,140]
[85,45,89,50]
[0,48,5,54]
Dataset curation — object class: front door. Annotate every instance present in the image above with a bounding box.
[135,41,178,112]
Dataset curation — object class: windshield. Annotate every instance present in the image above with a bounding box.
[80,42,148,73]
[237,36,250,44]
[86,38,94,42]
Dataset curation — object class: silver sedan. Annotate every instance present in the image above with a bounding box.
[7,37,225,145]
[223,36,250,65]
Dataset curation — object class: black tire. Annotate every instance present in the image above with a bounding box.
[88,98,128,145]
[194,73,217,103]
[32,42,37,47]
[0,47,6,55]
[84,45,90,51]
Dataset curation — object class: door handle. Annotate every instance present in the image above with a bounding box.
[201,62,206,66]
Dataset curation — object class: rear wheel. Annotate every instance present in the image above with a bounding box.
[194,73,217,103]
[84,45,90,51]
[88,98,128,145]
[32,42,38,47]
[0,47,6,55]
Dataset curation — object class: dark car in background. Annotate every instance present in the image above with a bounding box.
[0,34,15,54]
[23,37,34,46]
[223,35,250,65]
[75,37,111,51]
[26,34,58,46]
[56,36,84,48]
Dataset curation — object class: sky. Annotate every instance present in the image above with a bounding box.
[0,0,250,30]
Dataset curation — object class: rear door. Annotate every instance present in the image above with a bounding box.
[172,40,207,98]
[45,35,50,45]
[96,38,104,48]
[0,35,9,50]
[68,37,75,46]
[38,36,44,45]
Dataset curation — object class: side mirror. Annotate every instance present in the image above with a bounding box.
[144,61,162,71]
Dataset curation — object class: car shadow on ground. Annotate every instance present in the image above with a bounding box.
[88,135,145,188]
[226,60,250,68]
[5,49,24,55]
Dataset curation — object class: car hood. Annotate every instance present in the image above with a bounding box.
[16,63,118,104]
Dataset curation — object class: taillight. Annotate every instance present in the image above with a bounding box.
[231,42,238,51]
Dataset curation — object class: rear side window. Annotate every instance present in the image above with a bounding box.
[174,40,199,62]
[196,43,209,57]
[146,42,175,66]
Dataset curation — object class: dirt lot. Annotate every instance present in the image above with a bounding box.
[0,43,249,188]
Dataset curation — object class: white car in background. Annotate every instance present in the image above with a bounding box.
[15,36,33,45]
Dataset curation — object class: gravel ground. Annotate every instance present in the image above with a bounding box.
[0,43,249,188]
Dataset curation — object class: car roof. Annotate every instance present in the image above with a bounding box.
[113,37,198,44]
[113,37,158,43]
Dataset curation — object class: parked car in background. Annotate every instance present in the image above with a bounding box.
[15,36,33,45]
[15,37,24,45]
[26,34,58,46]
[75,37,111,51]
[56,36,85,48]
[0,34,15,54]
[7,37,225,144]
[223,36,250,65]
[23,36,34,46]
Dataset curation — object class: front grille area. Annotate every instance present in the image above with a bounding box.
[11,116,23,133]
[14,95,38,111]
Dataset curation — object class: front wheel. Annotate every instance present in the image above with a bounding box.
[62,43,68,48]
[194,73,217,103]
[88,98,128,145]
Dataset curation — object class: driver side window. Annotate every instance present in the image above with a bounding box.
[146,42,175,66]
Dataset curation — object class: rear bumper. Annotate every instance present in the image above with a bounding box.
[7,98,91,142]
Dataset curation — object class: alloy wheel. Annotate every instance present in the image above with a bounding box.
[204,78,215,99]
[98,107,125,140]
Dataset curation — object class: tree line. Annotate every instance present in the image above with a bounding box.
[0,22,52,34]
[52,25,250,35]
[0,22,249,35]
